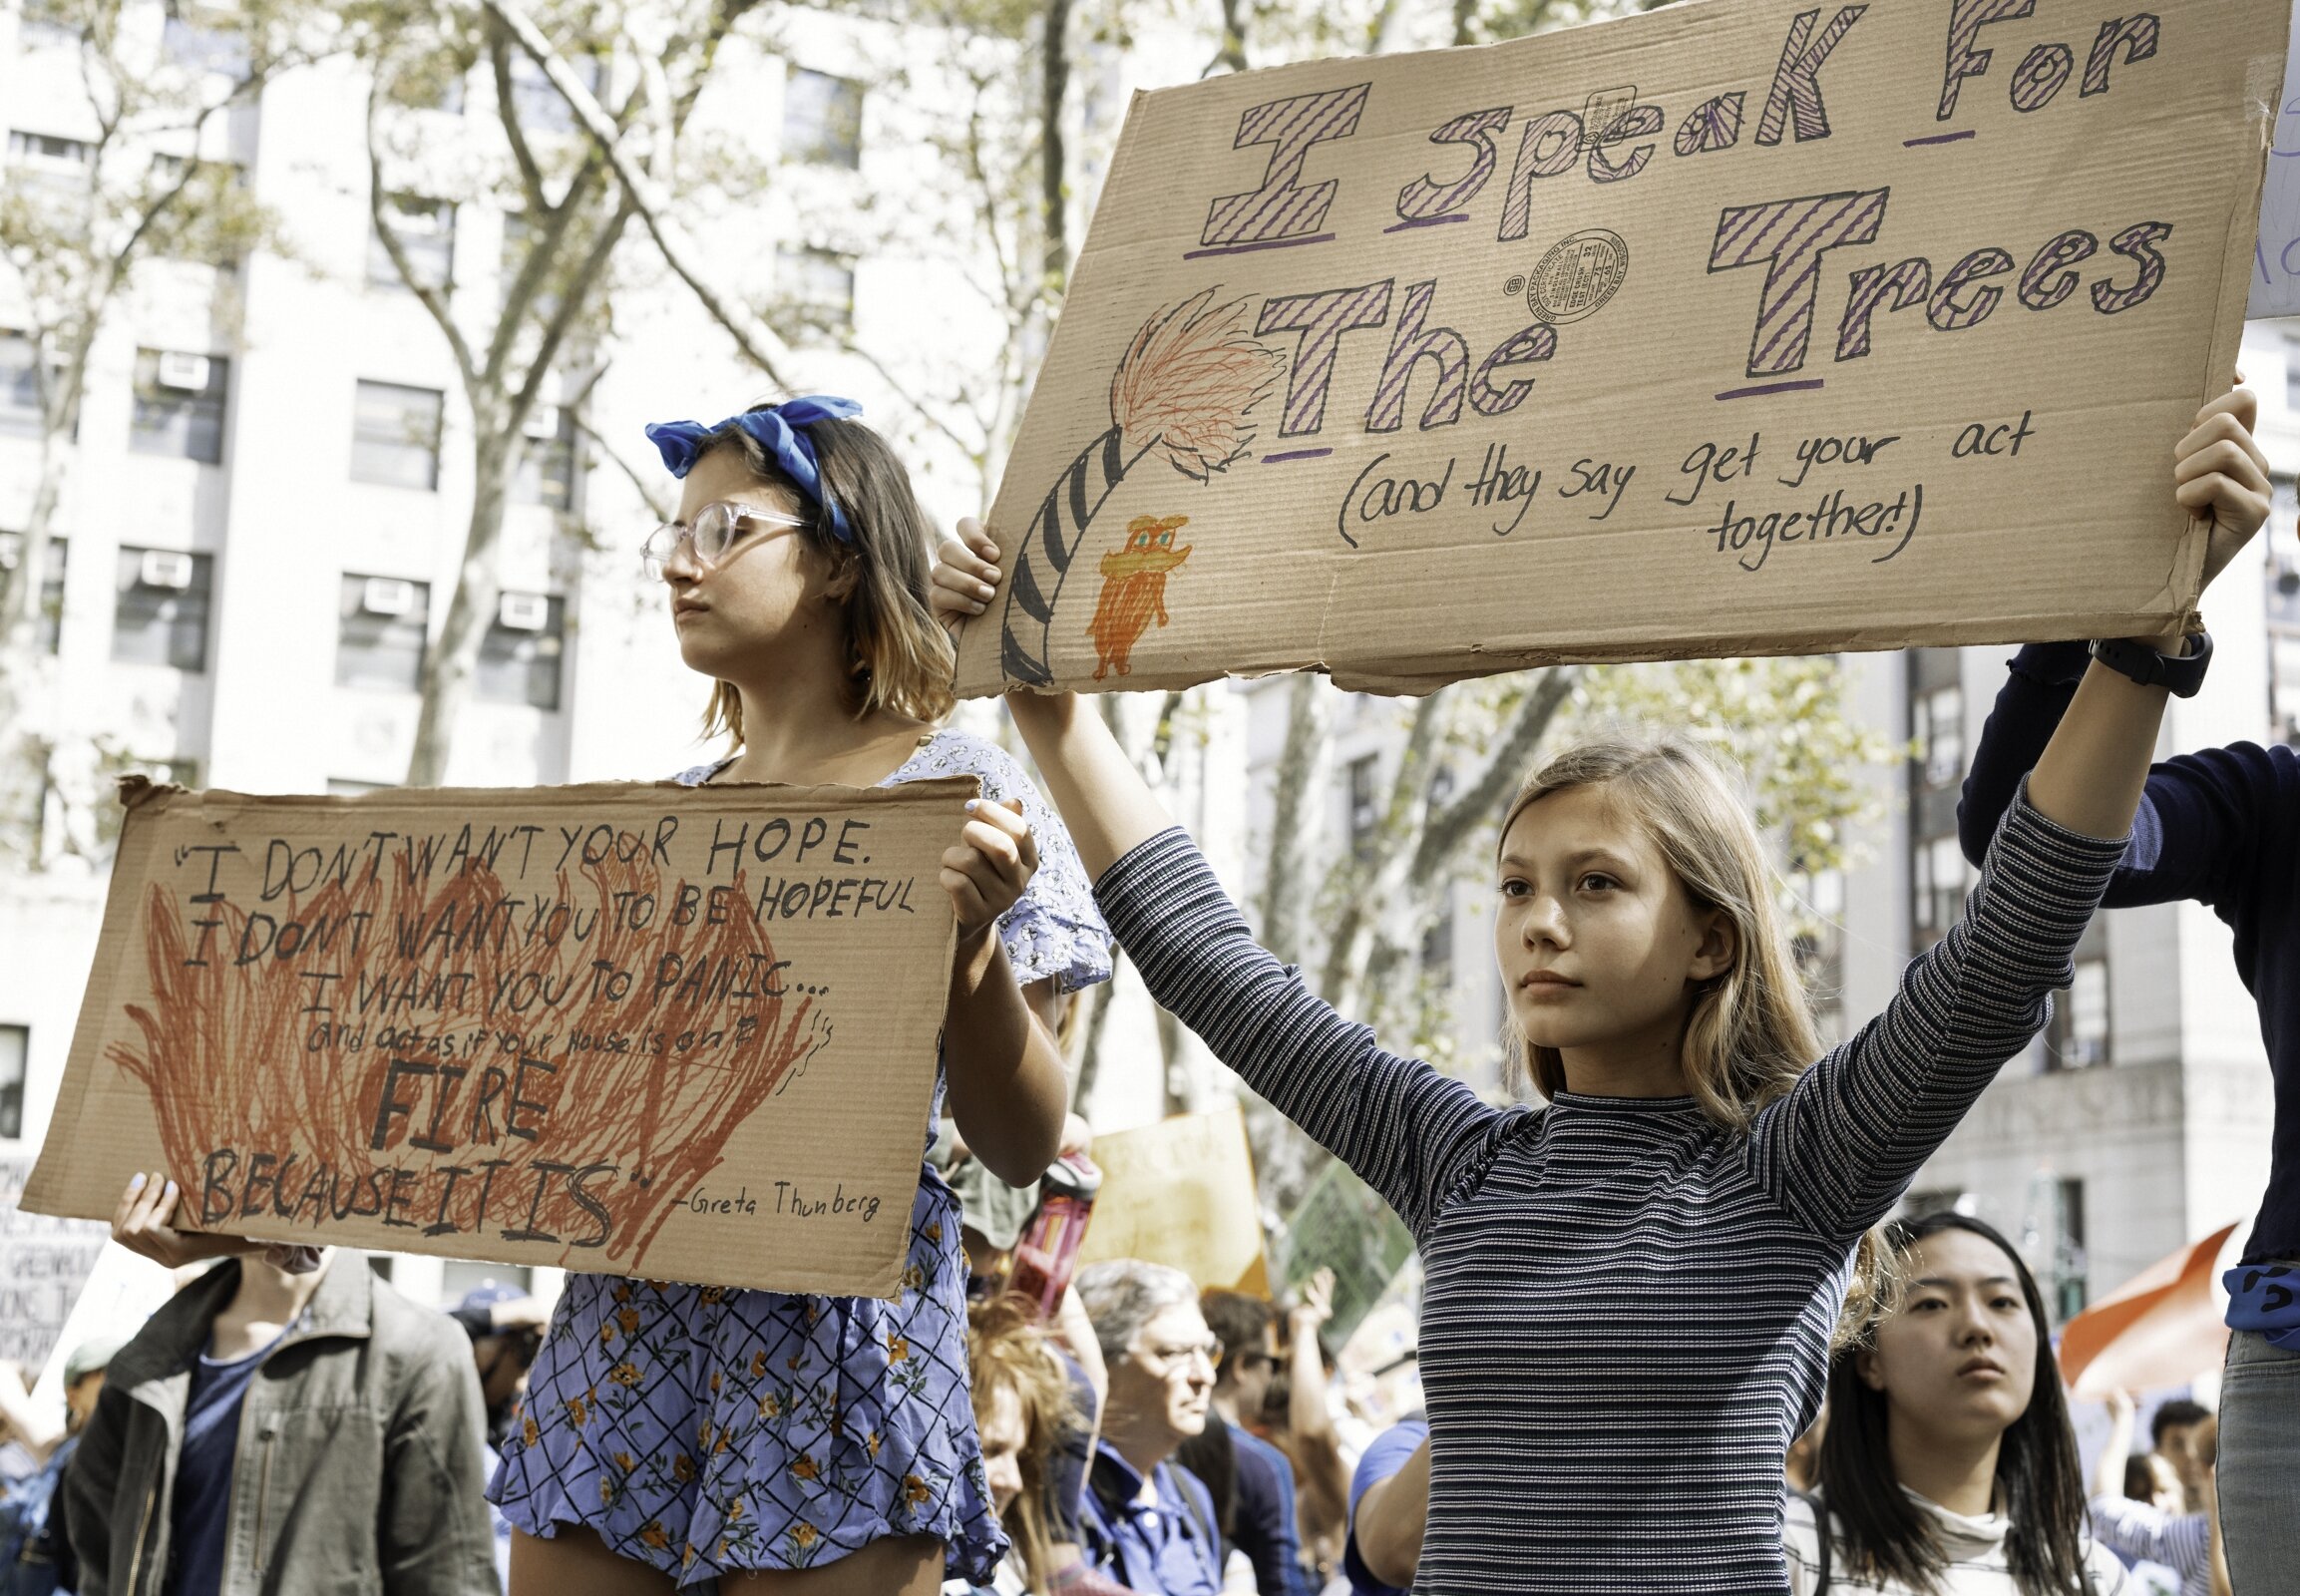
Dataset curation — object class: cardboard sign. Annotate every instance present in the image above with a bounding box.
[2250,0,2300,315]
[956,0,2284,696]
[21,776,970,1301]
[0,1156,109,1371]
[1274,1155,1414,1348]
[1075,1102,1269,1295]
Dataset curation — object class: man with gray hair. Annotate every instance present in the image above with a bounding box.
[1073,1261,1224,1595]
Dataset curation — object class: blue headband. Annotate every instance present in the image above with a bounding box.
[643,395,863,543]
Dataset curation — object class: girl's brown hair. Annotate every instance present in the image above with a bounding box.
[691,407,956,740]
[966,1297,1081,1594]
[1497,734,1821,1132]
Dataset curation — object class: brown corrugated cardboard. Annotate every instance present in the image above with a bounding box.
[957,0,2285,696]
[20,776,972,1300]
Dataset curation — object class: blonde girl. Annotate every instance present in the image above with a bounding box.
[927,390,2269,1594]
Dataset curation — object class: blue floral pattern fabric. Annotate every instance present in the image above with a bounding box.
[489,729,1111,1586]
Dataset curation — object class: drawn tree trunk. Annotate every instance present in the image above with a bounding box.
[0,5,319,859]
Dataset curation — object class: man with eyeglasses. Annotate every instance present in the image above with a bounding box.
[1073,1262,1224,1596]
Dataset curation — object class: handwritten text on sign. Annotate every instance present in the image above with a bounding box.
[957,0,2282,696]
[21,778,969,1300]
[0,1157,107,1370]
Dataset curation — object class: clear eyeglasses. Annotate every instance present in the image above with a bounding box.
[640,501,808,581]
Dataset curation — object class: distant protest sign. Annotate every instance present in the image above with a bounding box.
[2249,0,2300,315]
[956,0,2284,696]
[1,1157,107,1371]
[21,776,968,1300]
[1076,1103,1269,1295]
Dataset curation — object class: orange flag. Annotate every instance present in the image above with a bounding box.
[2058,1222,2238,1396]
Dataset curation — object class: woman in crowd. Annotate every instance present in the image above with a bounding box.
[492,398,1112,1595]
[928,388,2268,1594]
[1073,1261,1226,1594]
[962,1298,1093,1595]
[2084,1391,2228,1596]
[1784,1212,2134,1595]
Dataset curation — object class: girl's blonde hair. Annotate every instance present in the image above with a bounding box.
[966,1297,1081,1595]
[1497,734,1820,1131]
[692,409,956,741]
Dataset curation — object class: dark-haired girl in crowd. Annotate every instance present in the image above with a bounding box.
[492,399,1111,1595]
[1785,1213,2130,1594]
[931,391,2266,1594]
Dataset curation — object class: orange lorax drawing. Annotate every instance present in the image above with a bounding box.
[1087,516,1192,680]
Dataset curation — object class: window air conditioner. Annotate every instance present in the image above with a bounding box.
[140,550,195,590]
[498,592,550,631]
[523,404,561,441]
[361,577,417,616]
[156,352,211,391]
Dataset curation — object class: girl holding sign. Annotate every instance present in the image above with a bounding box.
[492,400,1111,1595]
[928,389,2268,1594]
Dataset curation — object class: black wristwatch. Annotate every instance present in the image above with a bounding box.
[2088,629,2212,697]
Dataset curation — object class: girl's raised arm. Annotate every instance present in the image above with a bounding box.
[938,521,1510,1237]
[1754,389,2270,1241]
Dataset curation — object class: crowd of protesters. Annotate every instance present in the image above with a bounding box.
[1,369,2292,1594]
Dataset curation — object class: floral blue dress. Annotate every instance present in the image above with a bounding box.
[489,729,1112,1586]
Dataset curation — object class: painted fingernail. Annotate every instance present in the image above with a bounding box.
[164,1180,178,1199]
[964,798,980,811]
[129,1172,148,1192]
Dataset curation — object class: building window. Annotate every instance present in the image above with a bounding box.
[351,380,444,490]
[1913,832,1968,937]
[2051,1177,2088,1323]
[336,575,430,691]
[131,349,228,464]
[0,1024,24,1139]
[1346,753,1380,859]
[774,246,855,336]
[1906,651,1968,947]
[112,547,212,670]
[512,404,577,509]
[161,0,248,76]
[0,331,44,437]
[505,50,599,134]
[477,592,565,710]
[2047,956,2111,1070]
[18,0,80,47]
[368,194,456,291]
[783,67,863,168]
[0,534,65,653]
[1914,683,1963,788]
[6,130,95,172]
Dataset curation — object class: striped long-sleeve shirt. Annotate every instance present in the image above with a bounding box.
[1094,790,2125,1595]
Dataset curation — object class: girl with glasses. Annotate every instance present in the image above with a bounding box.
[492,399,1112,1596]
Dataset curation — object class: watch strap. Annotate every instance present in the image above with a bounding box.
[2088,629,2212,697]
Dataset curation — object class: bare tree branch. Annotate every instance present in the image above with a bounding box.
[487,21,550,214]
[481,0,797,387]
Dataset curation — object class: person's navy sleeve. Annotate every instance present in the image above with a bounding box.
[1342,1417,1430,1596]
[1960,642,2264,911]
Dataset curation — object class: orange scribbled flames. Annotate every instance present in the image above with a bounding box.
[115,847,830,1270]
